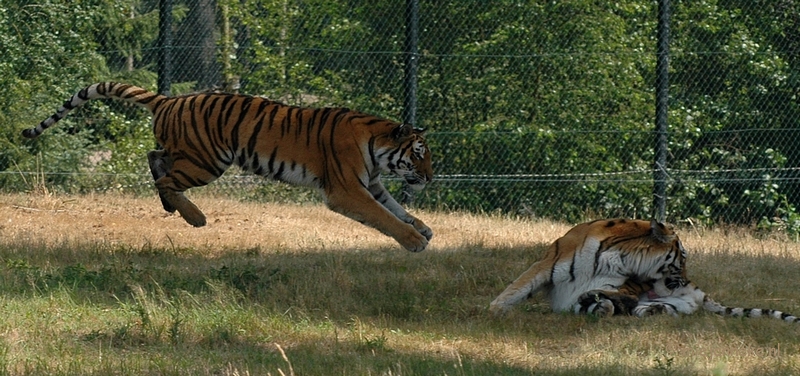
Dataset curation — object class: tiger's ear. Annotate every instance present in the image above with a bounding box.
[391,123,414,141]
[414,127,427,136]
[650,218,676,243]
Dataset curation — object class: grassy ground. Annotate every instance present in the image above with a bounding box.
[1,192,800,375]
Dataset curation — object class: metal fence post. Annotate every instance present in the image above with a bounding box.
[157,0,172,96]
[653,0,670,222]
[401,0,419,205]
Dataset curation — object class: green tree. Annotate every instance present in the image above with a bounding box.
[95,0,160,73]
[0,0,109,189]
[412,1,657,218]
[668,0,800,226]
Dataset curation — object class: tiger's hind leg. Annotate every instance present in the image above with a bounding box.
[489,260,553,316]
[153,157,223,227]
[147,149,175,213]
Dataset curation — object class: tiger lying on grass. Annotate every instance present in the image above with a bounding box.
[22,82,433,252]
[490,218,800,322]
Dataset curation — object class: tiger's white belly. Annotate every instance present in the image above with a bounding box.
[252,155,320,187]
[278,162,320,186]
[548,240,628,312]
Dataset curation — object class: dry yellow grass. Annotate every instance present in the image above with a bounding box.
[0,191,570,254]
[2,192,800,375]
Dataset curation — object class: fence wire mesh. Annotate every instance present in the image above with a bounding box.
[2,0,800,232]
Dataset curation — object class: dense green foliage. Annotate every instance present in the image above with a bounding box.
[1,0,799,228]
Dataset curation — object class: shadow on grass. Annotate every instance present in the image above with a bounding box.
[2,238,800,375]
[3,237,800,322]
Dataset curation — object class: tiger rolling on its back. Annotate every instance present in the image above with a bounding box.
[23,82,433,252]
[490,218,800,324]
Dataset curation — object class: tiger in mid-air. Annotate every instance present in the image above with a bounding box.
[22,82,433,252]
[489,218,800,323]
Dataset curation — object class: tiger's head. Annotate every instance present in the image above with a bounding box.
[647,219,691,296]
[382,124,432,191]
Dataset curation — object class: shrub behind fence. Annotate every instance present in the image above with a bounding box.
[2,1,799,233]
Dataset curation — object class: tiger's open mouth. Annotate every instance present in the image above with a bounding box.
[646,290,661,300]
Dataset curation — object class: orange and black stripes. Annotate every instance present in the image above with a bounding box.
[490,218,689,315]
[24,81,433,252]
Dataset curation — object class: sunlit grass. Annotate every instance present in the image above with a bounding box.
[1,193,800,375]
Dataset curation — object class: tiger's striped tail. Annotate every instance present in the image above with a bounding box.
[22,82,165,139]
[703,295,800,323]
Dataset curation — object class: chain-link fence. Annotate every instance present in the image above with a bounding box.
[1,0,799,232]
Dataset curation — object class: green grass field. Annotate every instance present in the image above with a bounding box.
[1,193,800,375]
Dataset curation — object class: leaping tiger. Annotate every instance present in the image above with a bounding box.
[489,218,800,323]
[23,82,433,252]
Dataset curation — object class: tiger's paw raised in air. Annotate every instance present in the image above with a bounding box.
[400,230,428,252]
[24,82,435,250]
[414,220,433,241]
[177,205,207,227]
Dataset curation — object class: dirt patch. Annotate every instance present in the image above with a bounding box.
[0,192,564,255]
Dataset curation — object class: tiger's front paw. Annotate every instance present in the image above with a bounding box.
[413,218,433,240]
[633,303,677,317]
[398,227,428,252]
[577,291,615,317]
[591,300,615,318]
